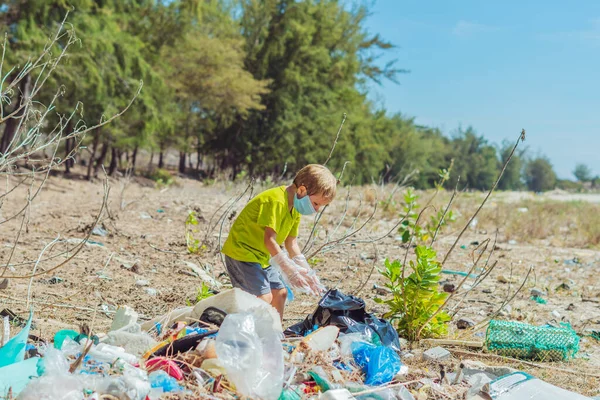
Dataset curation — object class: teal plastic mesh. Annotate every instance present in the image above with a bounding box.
[485,320,580,361]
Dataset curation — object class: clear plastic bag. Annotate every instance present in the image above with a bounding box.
[216,311,284,400]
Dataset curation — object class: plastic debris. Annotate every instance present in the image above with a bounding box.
[0,310,33,368]
[441,269,479,279]
[487,372,590,399]
[352,342,402,386]
[456,317,476,329]
[285,289,401,352]
[423,346,451,362]
[91,226,108,236]
[216,311,284,400]
[531,296,547,304]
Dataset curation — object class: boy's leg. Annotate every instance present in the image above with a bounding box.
[265,267,287,320]
[224,256,274,304]
[270,288,287,318]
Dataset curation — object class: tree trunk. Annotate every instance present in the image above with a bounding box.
[149,152,154,168]
[108,146,118,176]
[94,141,109,178]
[131,146,138,173]
[0,75,32,154]
[178,151,186,174]
[196,144,202,171]
[158,150,164,169]
[86,134,100,180]
[188,153,194,170]
[65,138,72,174]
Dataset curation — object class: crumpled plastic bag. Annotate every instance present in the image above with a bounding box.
[18,343,150,400]
[216,310,284,400]
[285,289,401,352]
[351,342,402,386]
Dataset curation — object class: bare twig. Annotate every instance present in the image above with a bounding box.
[323,113,347,166]
[441,130,526,267]
[26,235,61,308]
[1,176,110,279]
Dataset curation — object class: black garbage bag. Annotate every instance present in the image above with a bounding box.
[284,289,401,352]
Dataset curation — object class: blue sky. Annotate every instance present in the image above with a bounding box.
[364,0,600,179]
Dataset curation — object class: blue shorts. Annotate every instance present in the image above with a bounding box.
[224,255,286,296]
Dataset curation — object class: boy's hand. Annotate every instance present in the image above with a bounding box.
[270,251,317,295]
[292,254,326,295]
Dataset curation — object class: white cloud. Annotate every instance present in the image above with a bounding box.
[452,20,499,37]
[539,18,600,43]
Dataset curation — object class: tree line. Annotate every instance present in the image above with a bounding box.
[0,0,578,192]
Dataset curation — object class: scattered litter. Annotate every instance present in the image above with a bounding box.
[531,296,547,304]
[140,212,152,219]
[517,207,528,213]
[182,261,222,288]
[156,209,165,213]
[442,269,478,279]
[507,240,517,245]
[372,284,391,296]
[497,275,519,284]
[487,371,590,399]
[423,346,451,362]
[551,310,561,319]
[136,279,150,287]
[285,289,401,351]
[0,278,8,290]
[442,283,456,293]
[91,226,108,237]
[530,288,546,297]
[456,317,475,329]
[563,257,580,266]
[144,288,158,296]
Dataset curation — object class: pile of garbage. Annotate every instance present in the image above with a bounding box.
[0,288,593,399]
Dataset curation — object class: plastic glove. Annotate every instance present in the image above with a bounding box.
[292,254,326,295]
[270,251,316,295]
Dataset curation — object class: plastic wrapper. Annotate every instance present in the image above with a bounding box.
[216,311,284,400]
[285,289,401,352]
[19,343,150,400]
[488,372,590,399]
[351,342,402,386]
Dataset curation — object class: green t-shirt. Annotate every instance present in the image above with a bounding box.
[222,186,300,268]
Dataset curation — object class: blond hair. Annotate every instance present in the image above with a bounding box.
[293,164,337,200]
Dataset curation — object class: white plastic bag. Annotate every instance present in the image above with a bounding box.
[216,311,284,400]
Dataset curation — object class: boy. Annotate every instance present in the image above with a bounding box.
[222,164,337,318]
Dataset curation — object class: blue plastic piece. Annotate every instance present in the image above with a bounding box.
[185,327,209,335]
[0,310,33,368]
[149,370,183,393]
[0,357,41,396]
[285,282,295,304]
[352,342,402,386]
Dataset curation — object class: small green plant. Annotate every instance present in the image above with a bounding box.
[397,166,456,243]
[186,282,214,306]
[185,210,207,254]
[308,257,322,267]
[147,168,174,188]
[375,245,451,341]
[397,188,425,242]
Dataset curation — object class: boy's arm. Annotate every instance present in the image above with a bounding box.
[264,227,283,256]
[266,228,316,295]
[284,236,302,258]
[285,236,325,295]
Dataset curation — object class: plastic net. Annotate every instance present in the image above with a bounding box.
[485,320,580,361]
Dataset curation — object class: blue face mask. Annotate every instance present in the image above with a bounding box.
[294,193,316,215]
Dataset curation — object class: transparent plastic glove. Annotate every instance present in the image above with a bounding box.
[270,251,316,295]
[292,254,326,295]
